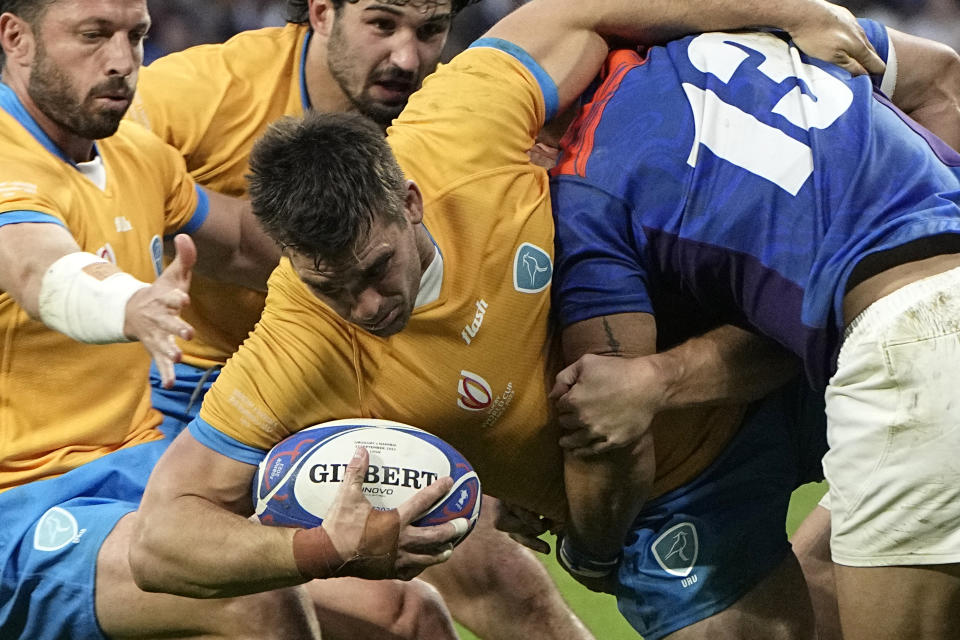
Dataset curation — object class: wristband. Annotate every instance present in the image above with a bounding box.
[292,508,400,580]
[292,527,343,579]
[558,535,621,579]
[38,252,149,343]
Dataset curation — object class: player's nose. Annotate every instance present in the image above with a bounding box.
[352,287,384,323]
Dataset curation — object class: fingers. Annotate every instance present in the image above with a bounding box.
[509,532,551,555]
[165,234,197,290]
[397,475,454,525]
[340,447,370,503]
[558,429,603,452]
[549,360,580,400]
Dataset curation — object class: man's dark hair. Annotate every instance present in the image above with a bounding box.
[286,0,479,24]
[0,0,56,24]
[248,111,408,265]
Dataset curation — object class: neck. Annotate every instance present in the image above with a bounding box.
[415,224,435,277]
[301,29,353,117]
[2,71,94,162]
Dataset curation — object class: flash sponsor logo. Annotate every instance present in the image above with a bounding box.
[457,370,493,411]
[461,299,488,345]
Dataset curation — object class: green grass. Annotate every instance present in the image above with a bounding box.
[454,481,829,639]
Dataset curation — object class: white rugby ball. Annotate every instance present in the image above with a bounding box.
[253,418,481,544]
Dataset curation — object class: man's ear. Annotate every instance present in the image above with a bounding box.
[307,0,337,37]
[0,13,36,70]
[403,180,424,225]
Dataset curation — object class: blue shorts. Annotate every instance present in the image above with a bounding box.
[150,361,221,439]
[0,440,168,640]
[617,380,827,639]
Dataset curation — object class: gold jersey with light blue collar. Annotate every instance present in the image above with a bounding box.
[129,23,310,366]
[0,83,207,492]
[193,44,569,519]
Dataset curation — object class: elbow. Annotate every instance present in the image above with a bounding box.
[128,523,219,598]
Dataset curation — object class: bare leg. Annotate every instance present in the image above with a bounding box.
[791,504,841,640]
[305,577,459,640]
[97,514,322,639]
[421,495,595,640]
[664,552,815,640]
[835,564,960,640]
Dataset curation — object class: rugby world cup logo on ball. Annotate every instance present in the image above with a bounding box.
[254,418,481,544]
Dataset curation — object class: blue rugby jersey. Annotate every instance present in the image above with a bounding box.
[551,20,960,388]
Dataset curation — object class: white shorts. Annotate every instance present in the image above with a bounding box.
[824,266,960,567]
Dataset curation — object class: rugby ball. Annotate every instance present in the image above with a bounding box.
[253,418,481,544]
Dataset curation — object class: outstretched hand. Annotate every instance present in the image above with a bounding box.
[788,1,885,77]
[551,353,664,456]
[317,447,467,581]
[124,234,195,388]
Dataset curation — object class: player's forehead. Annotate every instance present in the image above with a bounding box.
[44,0,150,30]
[349,0,453,22]
[290,222,400,281]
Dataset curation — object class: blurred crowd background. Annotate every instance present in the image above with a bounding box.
[144,0,960,64]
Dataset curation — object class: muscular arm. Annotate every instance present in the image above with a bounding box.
[557,314,798,564]
[485,0,883,114]
[0,221,84,317]
[887,28,960,150]
[0,222,194,384]
[131,430,463,598]
[183,189,280,292]
[130,431,304,598]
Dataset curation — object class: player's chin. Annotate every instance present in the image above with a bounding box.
[363,304,410,337]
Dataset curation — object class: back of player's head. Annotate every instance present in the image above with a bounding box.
[286,0,479,24]
[248,111,407,265]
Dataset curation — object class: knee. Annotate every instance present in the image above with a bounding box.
[216,586,321,640]
[389,579,457,640]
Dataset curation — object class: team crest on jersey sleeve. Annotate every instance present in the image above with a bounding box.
[33,507,85,551]
[513,242,552,293]
[651,521,699,578]
[150,234,163,277]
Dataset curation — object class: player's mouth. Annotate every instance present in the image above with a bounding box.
[369,80,413,103]
[366,305,403,334]
[93,93,133,109]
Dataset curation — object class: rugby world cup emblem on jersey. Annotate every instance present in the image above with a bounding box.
[651,522,699,578]
[457,370,493,411]
[513,243,552,293]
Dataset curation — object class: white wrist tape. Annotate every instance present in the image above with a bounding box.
[558,535,620,579]
[38,252,150,344]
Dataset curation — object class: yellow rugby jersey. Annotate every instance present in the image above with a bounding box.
[129,24,309,367]
[196,44,568,518]
[195,43,746,516]
[0,84,206,491]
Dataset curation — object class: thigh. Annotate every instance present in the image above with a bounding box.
[825,270,960,566]
[97,514,322,640]
[0,442,167,640]
[834,563,960,640]
[665,552,814,640]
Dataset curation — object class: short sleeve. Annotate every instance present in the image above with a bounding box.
[388,46,549,193]
[196,259,362,456]
[551,176,655,327]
